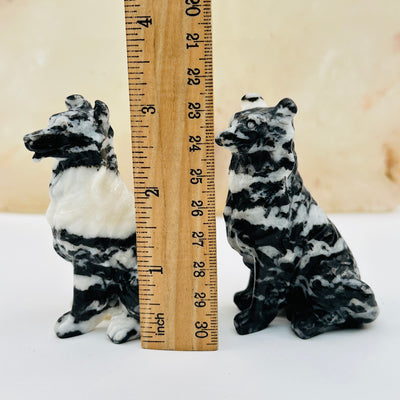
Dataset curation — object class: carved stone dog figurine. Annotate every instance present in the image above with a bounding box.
[24,95,140,343]
[215,94,379,339]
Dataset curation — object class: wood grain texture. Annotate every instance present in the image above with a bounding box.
[124,0,217,351]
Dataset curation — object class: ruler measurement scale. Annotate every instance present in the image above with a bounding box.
[124,0,217,351]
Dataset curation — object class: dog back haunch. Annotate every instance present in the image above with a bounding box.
[24,95,140,344]
[215,95,379,339]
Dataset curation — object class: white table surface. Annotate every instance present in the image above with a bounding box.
[1,212,399,400]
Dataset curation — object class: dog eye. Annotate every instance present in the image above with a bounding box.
[59,122,68,131]
[246,120,256,130]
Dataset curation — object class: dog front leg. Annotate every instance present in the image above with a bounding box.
[234,255,255,311]
[107,274,140,344]
[55,264,114,339]
[234,255,288,335]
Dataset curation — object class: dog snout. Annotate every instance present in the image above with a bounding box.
[23,130,42,150]
[215,134,223,147]
[215,130,229,147]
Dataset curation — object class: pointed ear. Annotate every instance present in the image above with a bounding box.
[94,100,110,132]
[241,93,267,110]
[65,94,92,110]
[276,98,297,118]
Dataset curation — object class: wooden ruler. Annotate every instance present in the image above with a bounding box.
[124,0,217,351]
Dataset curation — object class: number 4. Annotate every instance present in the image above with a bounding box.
[137,16,152,28]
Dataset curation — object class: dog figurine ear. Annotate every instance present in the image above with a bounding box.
[241,93,267,111]
[94,100,110,133]
[276,98,297,118]
[65,94,92,110]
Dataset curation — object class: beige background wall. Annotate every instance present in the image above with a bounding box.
[1,0,400,215]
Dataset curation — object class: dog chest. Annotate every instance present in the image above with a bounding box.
[47,166,136,239]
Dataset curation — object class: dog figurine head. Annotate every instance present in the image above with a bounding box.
[215,94,297,155]
[24,94,111,162]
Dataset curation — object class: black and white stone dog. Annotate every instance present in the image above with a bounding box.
[24,95,140,344]
[215,94,379,339]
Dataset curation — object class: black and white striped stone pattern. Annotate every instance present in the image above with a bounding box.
[215,94,379,339]
[24,95,139,344]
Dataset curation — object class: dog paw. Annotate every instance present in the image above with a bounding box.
[234,308,275,335]
[54,312,85,339]
[233,289,252,311]
[107,314,140,344]
[291,312,341,339]
[54,310,108,339]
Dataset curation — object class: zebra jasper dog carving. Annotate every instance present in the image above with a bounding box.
[23,95,140,344]
[215,93,379,339]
